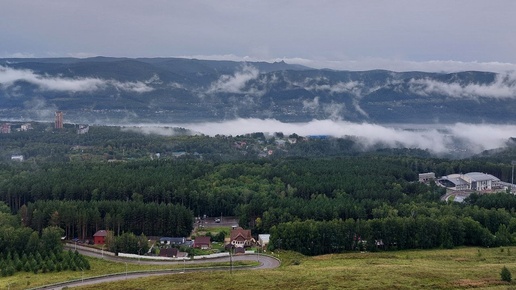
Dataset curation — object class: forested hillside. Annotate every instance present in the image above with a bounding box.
[1,123,516,256]
[2,57,516,123]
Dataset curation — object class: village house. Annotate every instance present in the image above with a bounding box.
[193,236,211,250]
[159,248,179,258]
[159,237,188,246]
[93,230,108,245]
[230,227,255,248]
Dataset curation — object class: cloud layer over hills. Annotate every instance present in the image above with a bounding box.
[125,119,515,156]
[1,57,516,125]
[0,66,153,93]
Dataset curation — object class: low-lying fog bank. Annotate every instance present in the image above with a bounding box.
[122,119,516,156]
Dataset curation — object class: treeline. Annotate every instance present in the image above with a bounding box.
[106,232,150,255]
[266,187,516,256]
[0,156,514,236]
[1,157,439,216]
[466,192,516,211]
[4,122,514,164]
[0,123,259,162]
[0,243,89,276]
[0,201,89,276]
[269,214,512,256]
[21,200,193,239]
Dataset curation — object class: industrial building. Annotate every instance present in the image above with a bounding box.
[438,172,500,191]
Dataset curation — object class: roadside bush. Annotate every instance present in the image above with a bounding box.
[501,266,512,282]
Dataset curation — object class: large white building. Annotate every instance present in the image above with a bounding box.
[438,172,500,191]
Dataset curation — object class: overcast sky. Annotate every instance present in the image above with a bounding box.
[1,0,515,72]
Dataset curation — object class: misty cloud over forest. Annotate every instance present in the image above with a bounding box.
[0,66,153,93]
[125,119,516,156]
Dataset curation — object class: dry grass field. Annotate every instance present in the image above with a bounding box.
[70,247,516,290]
[3,247,516,289]
[0,257,256,290]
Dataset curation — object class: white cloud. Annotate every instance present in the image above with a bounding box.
[408,71,516,99]
[0,65,105,91]
[302,96,320,111]
[111,80,153,93]
[352,99,369,118]
[303,80,363,95]
[137,119,512,155]
[322,102,345,121]
[122,126,184,136]
[0,66,153,93]
[23,97,58,119]
[207,65,263,95]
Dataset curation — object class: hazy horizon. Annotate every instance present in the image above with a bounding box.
[2,1,515,73]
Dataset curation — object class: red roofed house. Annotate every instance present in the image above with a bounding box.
[230,227,255,248]
[194,236,211,250]
[93,230,108,245]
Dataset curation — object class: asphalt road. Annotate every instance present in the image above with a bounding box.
[34,246,280,289]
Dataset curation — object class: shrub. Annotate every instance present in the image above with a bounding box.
[501,266,512,282]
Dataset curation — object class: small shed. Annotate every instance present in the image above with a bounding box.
[258,234,270,247]
[93,230,108,245]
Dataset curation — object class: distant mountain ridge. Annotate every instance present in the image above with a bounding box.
[0,57,514,124]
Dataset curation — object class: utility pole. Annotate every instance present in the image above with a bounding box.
[229,246,233,274]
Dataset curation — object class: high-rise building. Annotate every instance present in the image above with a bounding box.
[55,111,63,129]
[1,123,11,134]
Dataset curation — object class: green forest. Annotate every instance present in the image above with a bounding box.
[1,122,516,260]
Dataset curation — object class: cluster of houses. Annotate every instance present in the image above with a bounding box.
[92,227,270,258]
[1,122,33,134]
[157,227,271,257]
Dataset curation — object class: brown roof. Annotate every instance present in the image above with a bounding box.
[93,230,108,237]
[230,228,252,242]
[159,248,178,257]
[194,236,211,246]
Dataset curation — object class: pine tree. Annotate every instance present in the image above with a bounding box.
[501,266,512,282]
[23,260,31,272]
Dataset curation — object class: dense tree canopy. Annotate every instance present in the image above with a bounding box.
[1,122,515,256]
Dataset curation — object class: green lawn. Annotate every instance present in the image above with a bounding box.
[70,247,516,290]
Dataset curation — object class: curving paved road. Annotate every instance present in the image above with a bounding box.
[34,246,280,289]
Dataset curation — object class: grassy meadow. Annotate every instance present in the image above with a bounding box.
[0,257,257,290]
[68,247,516,290]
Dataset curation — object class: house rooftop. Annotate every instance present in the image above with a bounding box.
[464,172,500,182]
[93,230,108,237]
[194,236,211,244]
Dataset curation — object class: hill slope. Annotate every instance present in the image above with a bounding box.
[1,57,515,124]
